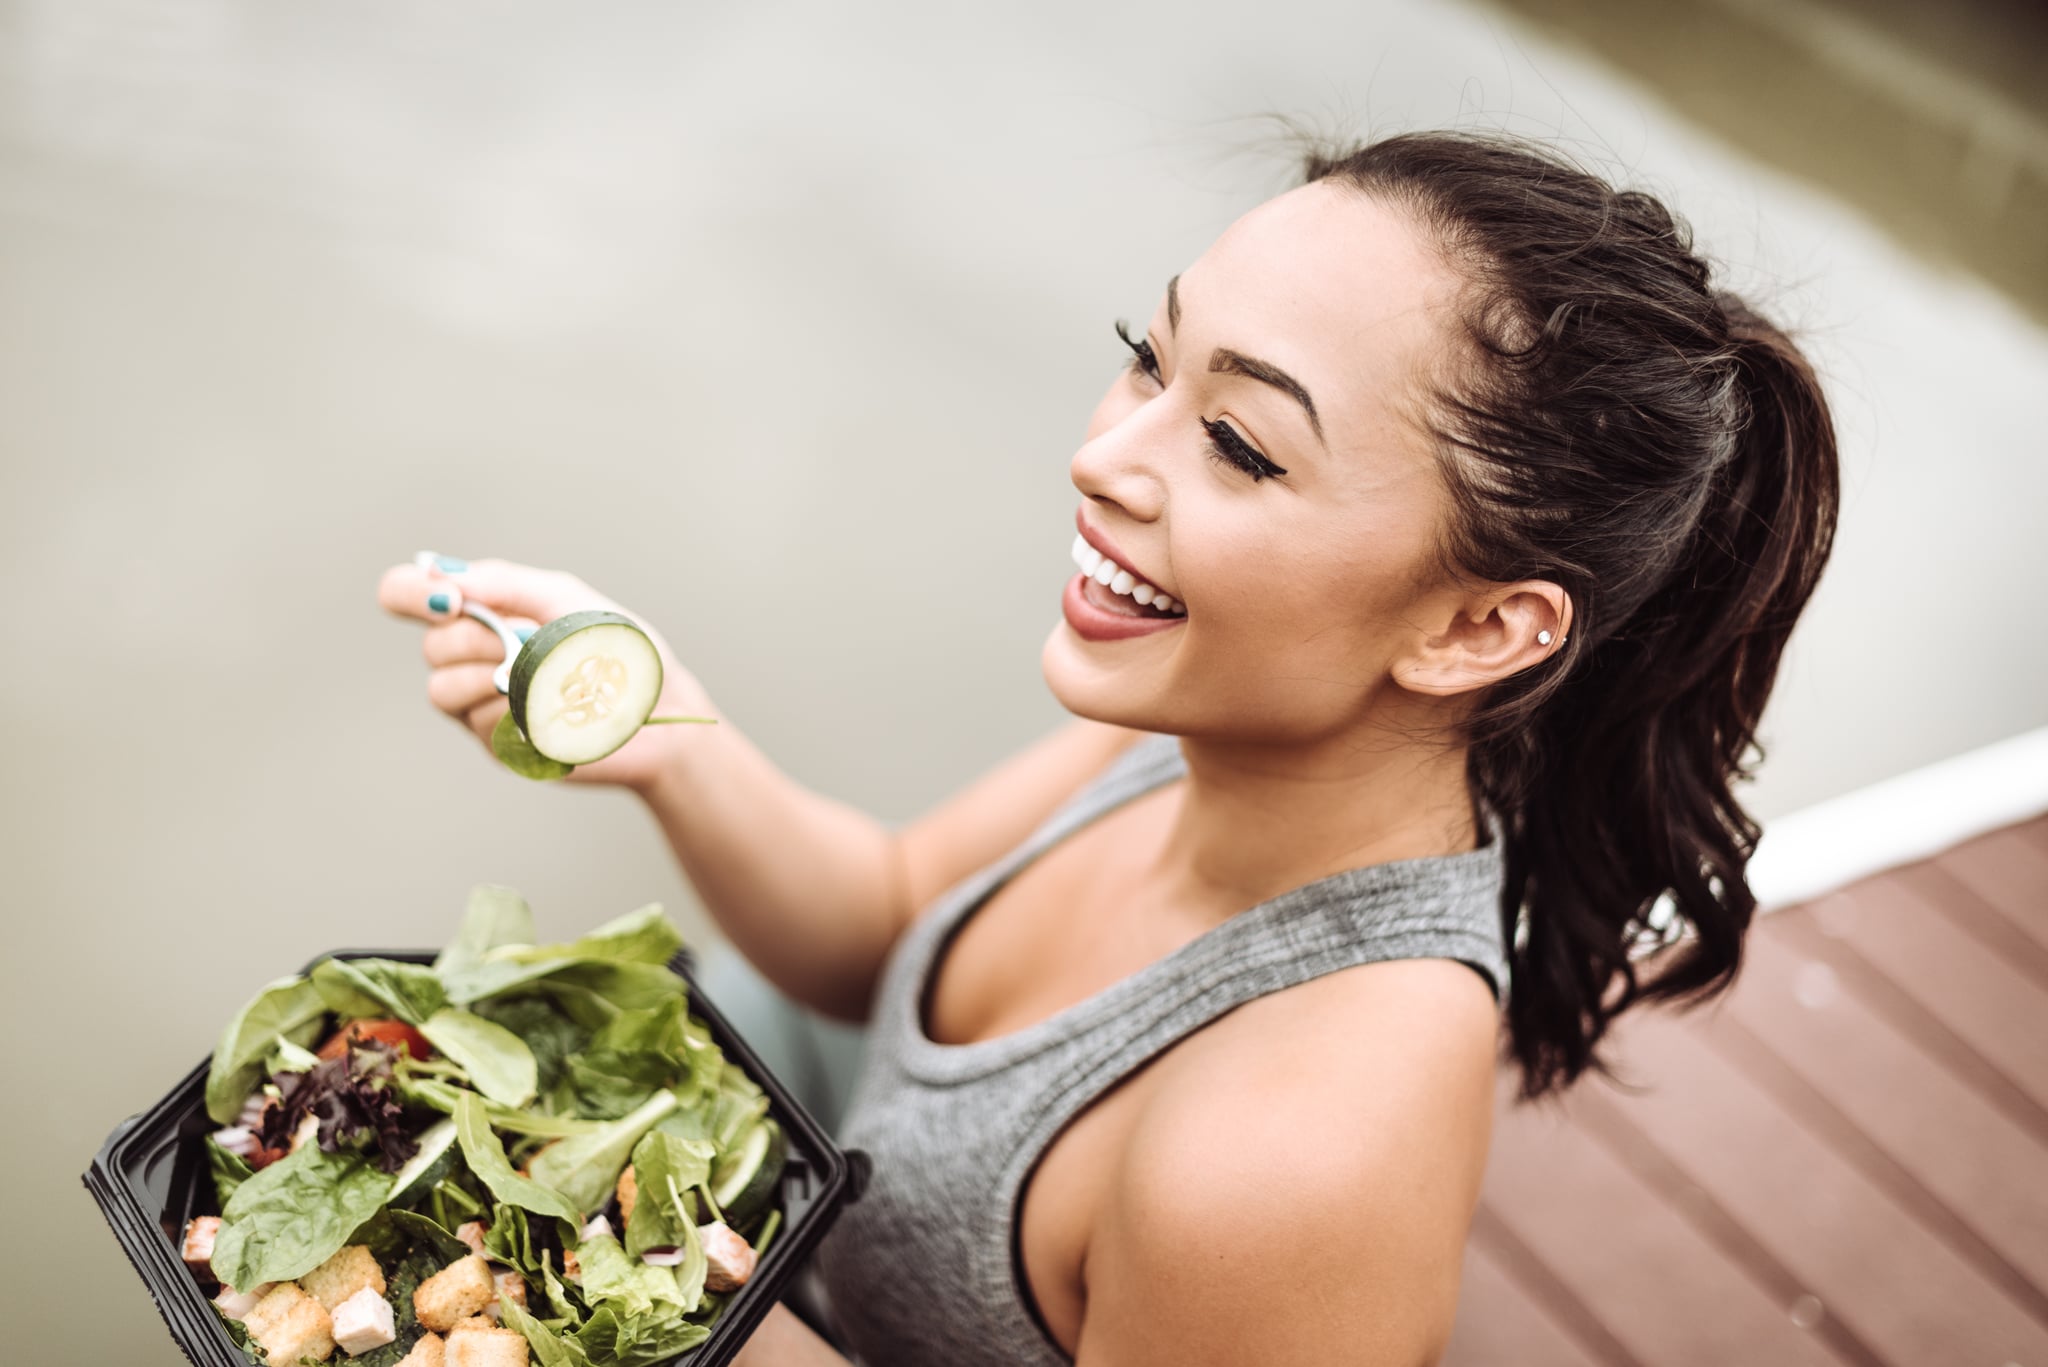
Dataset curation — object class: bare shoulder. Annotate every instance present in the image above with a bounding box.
[1074,958,1501,1367]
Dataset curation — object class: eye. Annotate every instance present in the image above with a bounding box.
[1201,417,1288,482]
[1114,319,1162,386]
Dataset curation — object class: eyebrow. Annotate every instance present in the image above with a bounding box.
[1209,348,1325,445]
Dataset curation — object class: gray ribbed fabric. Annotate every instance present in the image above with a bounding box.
[811,732,1511,1367]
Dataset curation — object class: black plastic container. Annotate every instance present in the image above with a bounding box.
[85,948,866,1367]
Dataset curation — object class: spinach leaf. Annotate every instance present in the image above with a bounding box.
[209,1143,394,1289]
[453,1091,584,1224]
[420,1008,538,1107]
[525,1090,678,1218]
[311,957,448,1026]
[383,1208,475,1265]
[472,997,589,1095]
[501,1295,595,1367]
[205,1136,254,1209]
[624,1132,715,1260]
[398,1075,603,1138]
[205,975,328,1124]
[435,885,537,979]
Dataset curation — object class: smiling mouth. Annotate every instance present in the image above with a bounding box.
[1069,533,1184,618]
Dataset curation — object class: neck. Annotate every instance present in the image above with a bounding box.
[1149,718,1479,919]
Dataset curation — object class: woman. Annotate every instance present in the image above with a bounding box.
[379,130,1839,1366]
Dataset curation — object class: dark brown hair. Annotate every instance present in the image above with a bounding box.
[1304,131,1840,1101]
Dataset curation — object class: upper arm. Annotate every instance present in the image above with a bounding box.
[1073,960,1500,1367]
[888,718,1146,933]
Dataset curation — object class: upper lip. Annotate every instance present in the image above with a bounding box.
[1075,507,1177,602]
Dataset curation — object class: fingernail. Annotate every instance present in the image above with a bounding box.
[427,592,456,616]
[433,555,469,573]
[515,624,537,643]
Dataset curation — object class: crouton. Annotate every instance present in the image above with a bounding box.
[455,1221,489,1257]
[300,1243,387,1311]
[615,1163,638,1224]
[242,1283,336,1363]
[699,1221,757,1292]
[394,1332,446,1367]
[559,1248,580,1283]
[445,1318,529,1367]
[414,1256,498,1333]
[331,1285,397,1356]
[181,1216,221,1274]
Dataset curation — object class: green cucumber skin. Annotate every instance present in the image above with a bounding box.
[507,610,665,758]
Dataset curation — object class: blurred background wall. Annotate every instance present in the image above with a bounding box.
[3,0,2043,1360]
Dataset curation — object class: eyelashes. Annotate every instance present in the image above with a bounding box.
[1113,319,1289,483]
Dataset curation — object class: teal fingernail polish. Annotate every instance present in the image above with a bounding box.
[515,624,537,643]
[434,555,469,573]
[428,592,453,614]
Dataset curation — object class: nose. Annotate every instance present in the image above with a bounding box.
[1070,399,1170,524]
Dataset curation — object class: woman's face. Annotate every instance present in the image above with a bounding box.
[1042,181,1481,744]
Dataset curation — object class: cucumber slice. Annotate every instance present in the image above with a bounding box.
[508,611,665,765]
[387,1118,460,1207]
[710,1118,784,1227]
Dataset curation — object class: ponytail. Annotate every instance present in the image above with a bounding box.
[1306,133,1842,1100]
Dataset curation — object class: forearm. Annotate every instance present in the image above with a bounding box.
[635,706,906,1021]
[733,1305,853,1367]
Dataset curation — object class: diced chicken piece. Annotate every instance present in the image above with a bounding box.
[414,1256,497,1333]
[481,1271,528,1322]
[243,1283,335,1363]
[213,1281,275,1319]
[445,1319,529,1367]
[455,1221,489,1257]
[301,1244,387,1311]
[699,1221,757,1292]
[331,1286,397,1356]
[395,1332,446,1367]
[181,1216,221,1274]
[614,1164,638,1224]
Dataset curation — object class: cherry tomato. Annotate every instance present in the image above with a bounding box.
[315,1018,434,1062]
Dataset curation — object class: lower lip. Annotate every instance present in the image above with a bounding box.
[1060,573,1188,642]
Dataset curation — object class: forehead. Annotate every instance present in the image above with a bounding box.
[1175,182,1466,438]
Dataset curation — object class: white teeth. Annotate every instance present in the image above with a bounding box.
[1067,530,1185,616]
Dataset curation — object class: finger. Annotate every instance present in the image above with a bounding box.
[426,663,504,720]
[378,563,465,624]
[465,696,511,746]
[421,617,538,669]
[439,557,602,624]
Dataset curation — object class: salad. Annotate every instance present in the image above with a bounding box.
[182,889,787,1367]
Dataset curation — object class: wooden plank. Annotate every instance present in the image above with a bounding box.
[1802,875,2048,1113]
[1935,820,2048,953]
[1580,999,2048,1364]
[1897,861,2048,995]
[1442,1232,1604,1367]
[1705,930,2048,1321]
[1476,1070,1859,1367]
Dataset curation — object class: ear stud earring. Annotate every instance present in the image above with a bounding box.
[1537,630,1554,646]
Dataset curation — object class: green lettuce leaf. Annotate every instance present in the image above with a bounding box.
[453,1091,583,1224]
[570,1304,713,1367]
[311,956,448,1025]
[398,1075,603,1138]
[526,1090,678,1218]
[501,1294,595,1367]
[574,1233,686,1319]
[420,1008,538,1107]
[624,1132,715,1259]
[204,975,328,1124]
[435,885,538,978]
[471,996,590,1095]
[209,1143,394,1289]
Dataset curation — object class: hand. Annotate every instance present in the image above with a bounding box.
[376,554,718,796]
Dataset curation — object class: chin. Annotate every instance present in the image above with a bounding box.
[1039,622,1171,731]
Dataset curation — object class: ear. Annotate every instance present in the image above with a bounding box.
[1390,580,1572,697]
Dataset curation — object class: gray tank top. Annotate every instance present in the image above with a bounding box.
[811,732,1512,1367]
